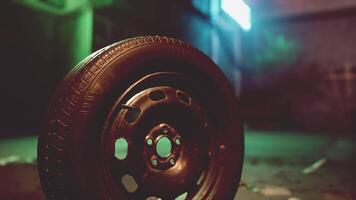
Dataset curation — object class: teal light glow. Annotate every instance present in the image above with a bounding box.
[222,0,251,31]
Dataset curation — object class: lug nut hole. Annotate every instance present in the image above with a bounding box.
[175,138,181,146]
[146,138,153,146]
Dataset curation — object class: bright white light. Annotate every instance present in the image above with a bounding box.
[222,0,252,31]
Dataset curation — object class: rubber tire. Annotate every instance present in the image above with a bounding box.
[38,36,244,200]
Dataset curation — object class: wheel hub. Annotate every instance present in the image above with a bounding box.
[144,123,182,170]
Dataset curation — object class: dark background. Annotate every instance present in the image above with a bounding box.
[0,1,356,200]
[1,0,356,135]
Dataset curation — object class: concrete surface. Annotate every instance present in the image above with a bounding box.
[0,130,355,200]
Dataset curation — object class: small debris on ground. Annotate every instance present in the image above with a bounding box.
[239,181,261,193]
[288,197,301,200]
[240,182,293,197]
[260,185,292,197]
[303,158,327,174]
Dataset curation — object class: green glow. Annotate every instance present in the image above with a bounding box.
[91,0,114,8]
[16,0,93,70]
[18,0,90,15]
[115,138,128,160]
[244,33,300,73]
[256,34,299,65]
[0,137,37,160]
[156,137,172,158]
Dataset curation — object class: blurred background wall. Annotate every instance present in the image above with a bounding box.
[240,0,356,132]
[0,0,355,136]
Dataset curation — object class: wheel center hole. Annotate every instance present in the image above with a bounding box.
[156,136,172,158]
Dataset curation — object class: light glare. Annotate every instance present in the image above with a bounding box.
[222,0,252,31]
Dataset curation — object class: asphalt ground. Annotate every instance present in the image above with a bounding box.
[0,129,354,200]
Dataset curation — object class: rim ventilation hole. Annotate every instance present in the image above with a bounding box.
[176,91,191,105]
[146,197,162,200]
[175,192,188,200]
[149,90,166,101]
[115,138,128,160]
[121,174,138,193]
[124,106,141,123]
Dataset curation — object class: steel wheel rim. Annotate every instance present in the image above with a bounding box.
[100,72,233,200]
